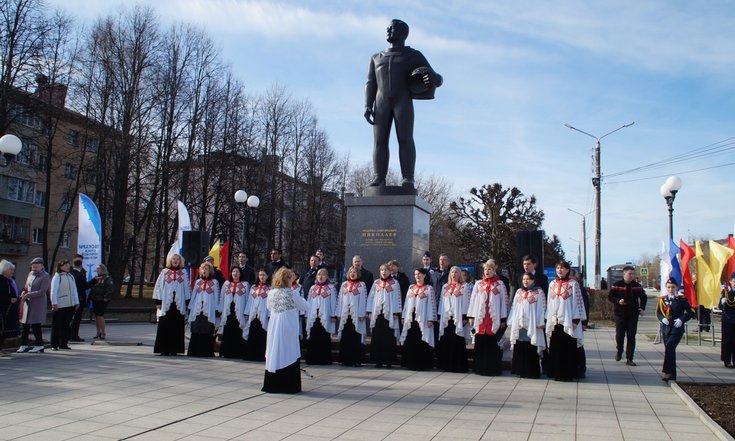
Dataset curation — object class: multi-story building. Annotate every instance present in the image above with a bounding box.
[0,78,103,283]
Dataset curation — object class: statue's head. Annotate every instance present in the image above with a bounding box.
[387,19,409,43]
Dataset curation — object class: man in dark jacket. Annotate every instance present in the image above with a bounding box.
[265,249,289,281]
[69,254,87,342]
[352,255,374,292]
[522,254,548,296]
[301,256,320,299]
[203,256,225,287]
[235,251,256,286]
[389,260,410,305]
[608,266,647,365]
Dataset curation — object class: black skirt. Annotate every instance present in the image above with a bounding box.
[0,301,19,340]
[220,303,246,358]
[188,314,215,357]
[511,340,541,378]
[262,359,301,394]
[339,315,365,366]
[154,302,185,354]
[548,324,579,381]
[474,333,503,376]
[243,318,267,361]
[436,319,468,373]
[305,318,332,365]
[370,313,397,365]
[401,320,434,370]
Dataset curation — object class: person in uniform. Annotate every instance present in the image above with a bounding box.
[657,278,695,381]
[719,273,735,369]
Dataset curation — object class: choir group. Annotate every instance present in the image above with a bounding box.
[152,251,589,393]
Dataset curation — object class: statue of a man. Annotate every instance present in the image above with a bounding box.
[364,19,443,189]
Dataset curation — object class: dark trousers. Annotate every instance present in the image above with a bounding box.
[614,314,639,361]
[662,329,683,378]
[698,306,711,332]
[722,321,735,364]
[51,307,75,348]
[21,323,43,346]
[69,301,86,338]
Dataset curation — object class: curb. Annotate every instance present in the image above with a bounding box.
[670,381,735,441]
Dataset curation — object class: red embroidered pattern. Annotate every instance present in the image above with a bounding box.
[409,284,429,299]
[196,279,215,294]
[445,283,463,297]
[230,282,246,296]
[378,279,394,292]
[252,284,269,298]
[344,281,361,296]
[312,284,331,299]
[552,281,572,300]
[165,270,184,284]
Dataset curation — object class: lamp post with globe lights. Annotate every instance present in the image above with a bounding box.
[659,176,682,242]
[234,190,260,254]
[0,134,22,167]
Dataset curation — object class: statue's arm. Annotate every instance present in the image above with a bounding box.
[364,56,377,125]
[415,50,443,88]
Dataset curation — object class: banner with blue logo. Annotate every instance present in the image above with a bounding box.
[77,193,102,281]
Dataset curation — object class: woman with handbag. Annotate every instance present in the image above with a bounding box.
[88,264,115,340]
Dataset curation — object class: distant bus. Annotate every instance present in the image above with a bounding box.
[607,263,636,286]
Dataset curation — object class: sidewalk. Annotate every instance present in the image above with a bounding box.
[0,315,732,441]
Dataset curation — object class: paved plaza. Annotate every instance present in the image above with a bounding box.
[1,313,733,441]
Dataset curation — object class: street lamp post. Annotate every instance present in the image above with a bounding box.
[567,208,589,287]
[234,190,261,254]
[565,122,634,289]
[0,134,22,167]
[659,175,682,242]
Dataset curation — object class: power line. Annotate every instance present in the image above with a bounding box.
[605,161,735,184]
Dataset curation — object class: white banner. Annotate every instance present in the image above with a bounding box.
[167,200,191,259]
[77,193,102,281]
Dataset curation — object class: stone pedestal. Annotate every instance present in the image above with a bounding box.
[344,193,431,278]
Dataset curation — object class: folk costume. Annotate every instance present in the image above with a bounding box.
[49,271,79,350]
[152,268,190,355]
[187,277,220,357]
[366,278,402,367]
[468,276,508,376]
[436,282,470,373]
[400,283,437,370]
[305,281,337,365]
[722,282,735,368]
[656,291,694,380]
[546,276,586,381]
[508,285,547,378]
[336,279,367,366]
[243,282,269,361]
[218,280,249,358]
[262,287,310,394]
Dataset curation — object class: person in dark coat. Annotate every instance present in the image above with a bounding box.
[0,259,19,355]
[88,264,115,340]
[522,254,548,296]
[265,249,289,282]
[608,266,647,366]
[352,255,374,294]
[720,273,735,369]
[301,256,320,300]
[69,254,87,342]
[203,256,225,287]
[235,251,256,286]
[389,260,410,306]
[657,278,695,381]
[17,257,50,353]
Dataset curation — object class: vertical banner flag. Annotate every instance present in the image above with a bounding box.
[680,240,697,307]
[709,240,734,303]
[669,240,682,287]
[209,240,221,268]
[694,241,717,309]
[659,241,671,296]
[727,235,735,280]
[167,200,192,260]
[77,193,102,282]
[220,240,230,280]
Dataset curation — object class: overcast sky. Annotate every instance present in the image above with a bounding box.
[48,0,735,275]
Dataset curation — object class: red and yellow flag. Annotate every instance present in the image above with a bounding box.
[680,240,696,307]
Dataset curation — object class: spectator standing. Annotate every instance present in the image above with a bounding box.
[49,259,79,351]
[69,255,87,342]
[0,260,19,356]
[88,264,115,340]
[608,265,647,366]
[17,257,50,353]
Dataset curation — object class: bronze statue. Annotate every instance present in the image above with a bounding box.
[364,19,443,189]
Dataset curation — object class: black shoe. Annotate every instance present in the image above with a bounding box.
[725,363,734,369]
[401,177,415,188]
[69,337,84,342]
[368,176,386,187]
[60,346,71,350]
[626,360,637,366]
[52,347,59,351]
[615,353,622,361]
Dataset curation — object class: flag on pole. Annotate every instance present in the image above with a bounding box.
[167,200,192,261]
[659,241,671,296]
[208,240,221,268]
[680,240,697,307]
[220,240,230,280]
[669,240,682,286]
[709,239,734,297]
[77,193,102,282]
[727,235,735,279]
[695,241,718,308]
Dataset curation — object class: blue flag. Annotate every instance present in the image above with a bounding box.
[669,239,682,285]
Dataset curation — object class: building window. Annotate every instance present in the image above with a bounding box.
[64,163,77,179]
[36,154,47,171]
[60,231,70,248]
[32,227,43,244]
[87,137,99,153]
[34,190,45,208]
[7,177,35,203]
[67,130,79,146]
[60,193,73,214]
[0,215,30,243]
[84,169,97,185]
